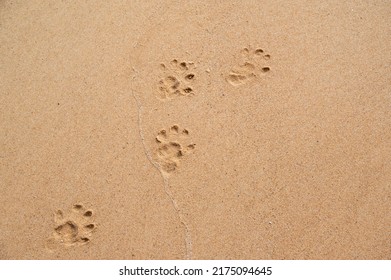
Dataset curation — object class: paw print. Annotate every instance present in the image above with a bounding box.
[226,47,271,86]
[157,60,196,100]
[154,125,195,174]
[45,204,96,250]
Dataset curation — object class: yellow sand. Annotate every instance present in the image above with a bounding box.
[0,0,390,259]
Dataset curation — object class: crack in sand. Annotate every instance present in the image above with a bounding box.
[131,72,193,259]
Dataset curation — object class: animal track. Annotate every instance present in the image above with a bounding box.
[226,47,271,86]
[157,60,196,100]
[45,204,96,250]
[154,125,195,174]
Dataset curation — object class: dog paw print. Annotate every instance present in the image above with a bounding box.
[154,125,195,174]
[226,47,271,86]
[157,60,196,100]
[45,204,96,250]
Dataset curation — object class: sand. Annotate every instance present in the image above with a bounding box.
[0,0,390,260]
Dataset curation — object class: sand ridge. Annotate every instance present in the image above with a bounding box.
[130,41,272,259]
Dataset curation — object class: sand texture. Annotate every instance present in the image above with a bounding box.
[0,0,390,259]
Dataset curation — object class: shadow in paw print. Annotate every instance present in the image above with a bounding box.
[157,60,196,100]
[45,204,96,251]
[155,125,195,175]
[227,47,271,86]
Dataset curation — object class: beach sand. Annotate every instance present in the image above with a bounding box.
[0,0,390,259]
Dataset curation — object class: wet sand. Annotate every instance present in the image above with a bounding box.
[0,0,390,259]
